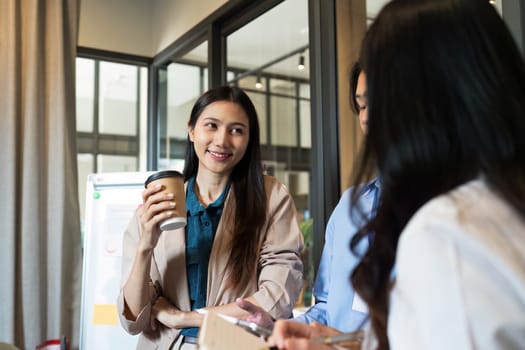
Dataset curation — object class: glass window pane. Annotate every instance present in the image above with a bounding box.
[139,66,149,171]
[158,41,208,170]
[97,155,137,172]
[203,67,209,91]
[299,83,310,99]
[158,158,185,173]
[270,79,295,96]
[76,58,95,132]
[99,62,138,135]
[239,75,264,91]
[299,100,311,147]
[271,96,296,146]
[246,91,268,145]
[167,63,200,140]
[76,58,147,248]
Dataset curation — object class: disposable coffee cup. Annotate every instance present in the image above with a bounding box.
[144,170,187,231]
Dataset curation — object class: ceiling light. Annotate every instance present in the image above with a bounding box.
[298,55,305,71]
[255,75,263,89]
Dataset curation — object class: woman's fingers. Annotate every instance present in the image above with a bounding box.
[142,183,164,202]
[138,185,178,249]
[139,184,178,238]
[142,203,176,224]
[236,298,275,330]
[270,320,313,349]
[308,322,341,338]
[142,184,177,218]
[142,188,176,219]
[269,321,343,350]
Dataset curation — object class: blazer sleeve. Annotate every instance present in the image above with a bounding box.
[116,210,158,335]
[252,179,304,319]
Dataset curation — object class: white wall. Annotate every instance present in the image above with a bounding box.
[79,0,227,57]
[152,0,227,55]
[78,0,155,56]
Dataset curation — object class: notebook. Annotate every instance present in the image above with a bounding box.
[198,311,269,350]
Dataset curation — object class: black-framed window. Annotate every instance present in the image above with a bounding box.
[152,0,328,308]
[75,0,343,307]
[75,49,151,229]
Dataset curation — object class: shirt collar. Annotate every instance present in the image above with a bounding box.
[359,177,380,197]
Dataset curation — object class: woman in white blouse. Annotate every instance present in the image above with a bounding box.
[269,0,525,349]
[349,0,525,348]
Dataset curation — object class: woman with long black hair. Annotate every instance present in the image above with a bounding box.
[118,86,303,349]
[270,1,525,349]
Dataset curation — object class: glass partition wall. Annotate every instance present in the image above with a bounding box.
[158,42,208,171]
[155,0,314,307]
[226,0,313,307]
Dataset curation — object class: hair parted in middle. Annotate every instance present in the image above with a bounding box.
[183,85,267,289]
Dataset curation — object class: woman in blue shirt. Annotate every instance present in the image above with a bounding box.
[237,62,375,333]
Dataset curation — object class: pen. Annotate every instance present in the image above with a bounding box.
[236,319,274,338]
[207,311,274,338]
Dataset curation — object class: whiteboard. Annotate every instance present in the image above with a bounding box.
[80,171,152,350]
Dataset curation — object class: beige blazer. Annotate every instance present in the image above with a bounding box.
[117,175,304,349]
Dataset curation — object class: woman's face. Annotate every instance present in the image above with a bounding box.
[355,71,368,133]
[188,100,250,178]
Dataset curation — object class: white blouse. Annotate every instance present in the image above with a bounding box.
[388,179,525,349]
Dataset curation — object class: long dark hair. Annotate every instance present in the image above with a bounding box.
[183,85,266,289]
[350,1,525,348]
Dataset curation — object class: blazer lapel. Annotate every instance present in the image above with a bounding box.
[155,225,191,311]
[206,188,235,306]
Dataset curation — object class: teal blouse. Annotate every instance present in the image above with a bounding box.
[181,176,231,338]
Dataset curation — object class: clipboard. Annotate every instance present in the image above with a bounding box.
[198,312,268,350]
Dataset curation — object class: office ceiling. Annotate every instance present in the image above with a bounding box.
[216,0,500,79]
[226,0,390,79]
[181,1,389,79]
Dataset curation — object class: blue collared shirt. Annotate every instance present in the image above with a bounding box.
[181,177,231,337]
[295,178,380,332]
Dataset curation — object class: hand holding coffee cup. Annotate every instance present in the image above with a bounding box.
[144,170,187,231]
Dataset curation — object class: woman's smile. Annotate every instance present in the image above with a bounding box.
[207,150,232,161]
[188,100,250,178]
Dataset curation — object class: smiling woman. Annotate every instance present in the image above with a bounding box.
[117,85,304,350]
[188,100,250,183]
